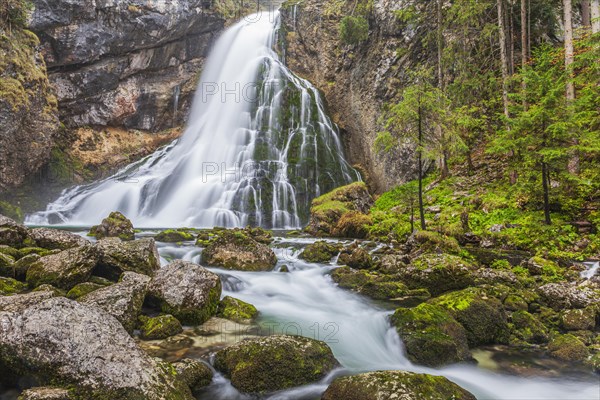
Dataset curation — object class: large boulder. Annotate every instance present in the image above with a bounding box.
[26,245,98,290]
[216,296,258,323]
[429,288,509,346]
[510,310,549,345]
[202,230,276,271]
[548,334,589,362]
[27,228,88,250]
[0,291,55,312]
[89,212,135,241]
[0,277,27,295]
[79,272,150,333]
[299,241,342,263]
[391,303,471,367]
[0,215,28,248]
[305,182,374,237]
[322,370,476,400]
[147,260,221,325]
[560,307,596,331]
[155,229,195,243]
[139,314,183,340]
[173,359,213,393]
[94,237,160,280]
[0,297,192,399]
[537,283,597,311]
[214,335,338,394]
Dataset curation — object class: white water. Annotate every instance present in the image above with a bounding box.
[581,262,600,280]
[27,11,357,229]
[156,237,600,400]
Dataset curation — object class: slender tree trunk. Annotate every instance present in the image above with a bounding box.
[436,0,450,180]
[466,151,475,173]
[508,0,515,75]
[542,161,552,225]
[498,0,516,183]
[417,104,426,231]
[521,0,528,110]
[564,0,579,174]
[592,0,600,33]
[582,0,592,27]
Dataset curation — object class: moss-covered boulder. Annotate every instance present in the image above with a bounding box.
[411,230,462,255]
[17,387,73,400]
[202,230,276,271]
[79,272,150,333]
[548,334,589,362]
[299,241,342,263]
[525,256,563,278]
[510,310,549,344]
[66,282,104,299]
[147,260,221,325]
[94,237,160,280]
[0,276,26,295]
[139,314,183,340]
[0,252,15,277]
[399,253,476,296]
[217,296,258,323]
[338,245,373,269]
[27,228,88,250]
[88,211,135,241]
[173,359,213,393]
[11,253,40,280]
[155,229,195,243]
[0,245,20,259]
[305,182,374,237]
[214,335,338,394]
[560,308,597,331]
[503,294,529,311]
[32,284,65,297]
[0,215,28,248]
[391,303,471,367]
[537,283,596,311]
[429,287,509,346]
[26,245,99,290]
[321,370,476,400]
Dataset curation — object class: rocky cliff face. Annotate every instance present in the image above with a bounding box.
[30,0,225,132]
[280,0,421,192]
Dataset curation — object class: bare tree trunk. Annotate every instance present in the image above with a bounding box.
[564,0,579,174]
[542,161,552,225]
[582,0,592,27]
[592,0,600,33]
[508,0,515,75]
[417,104,426,231]
[498,0,516,183]
[521,0,528,110]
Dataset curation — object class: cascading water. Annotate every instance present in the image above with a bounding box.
[27,11,358,229]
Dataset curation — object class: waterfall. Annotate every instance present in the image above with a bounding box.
[27,10,358,229]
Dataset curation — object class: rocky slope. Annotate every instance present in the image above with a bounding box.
[280,0,423,192]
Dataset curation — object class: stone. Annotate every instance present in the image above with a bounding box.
[26,245,98,290]
[561,308,596,331]
[94,237,160,280]
[510,310,549,344]
[17,387,72,400]
[0,297,192,399]
[214,335,338,394]
[216,296,258,323]
[299,241,342,263]
[338,245,373,269]
[548,334,589,362]
[139,314,183,340]
[0,291,55,312]
[537,283,596,311]
[66,282,104,299]
[89,212,135,241]
[79,272,150,333]
[0,215,28,248]
[155,229,195,242]
[147,260,221,325]
[391,303,471,367]
[27,228,88,250]
[0,277,27,295]
[173,358,213,393]
[202,230,277,271]
[321,370,476,400]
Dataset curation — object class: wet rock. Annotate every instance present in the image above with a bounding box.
[173,358,213,393]
[0,297,192,399]
[338,245,373,269]
[94,237,160,280]
[537,283,596,311]
[17,387,72,400]
[548,334,589,362]
[305,182,374,237]
[510,310,549,344]
[214,335,338,394]
[560,308,596,331]
[299,241,342,263]
[89,212,134,241]
[216,296,258,323]
[155,229,195,242]
[11,254,41,280]
[0,215,28,247]
[147,260,221,325]
[66,282,104,299]
[79,272,149,333]
[391,303,471,367]
[139,314,183,340]
[322,370,476,400]
[430,287,509,346]
[26,245,98,290]
[0,277,27,295]
[27,228,88,250]
[202,230,276,271]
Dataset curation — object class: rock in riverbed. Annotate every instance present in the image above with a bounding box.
[202,229,277,271]
[26,245,98,290]
[94,237,160,280]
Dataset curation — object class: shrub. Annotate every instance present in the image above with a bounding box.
[339,16,369,45]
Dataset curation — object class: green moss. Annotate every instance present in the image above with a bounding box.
[548,334,589,362]
[0,201,23,222]
[217,296,258,323]
[299,241,342,263]
[155,229,195,243]
[510,310,549,344]
[139,314,183,340]
[0,276,26,295]
[67,282,103,299]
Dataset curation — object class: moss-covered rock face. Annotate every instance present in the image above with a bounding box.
[217,296,258,323]
[147,260,221,325]
[66,282,104,299]
[411,231,462,255]
[338,245,373,269]
[173,358,213,393]
[321,370,476,400]
[560,308,597,331]
[0,215,29,248]
[89,212,135,241]
[510,310,549,344]
[11,253,40,280]
[548,334,590,362]
[398,253,476,296]
[0,245,21,259]
[154,229,195,243]
[299,241,342,263]
[202,230,277,271]
[214,335,338,394]
[305,182,373,237]
[0,277,26,295]
[391,303,471,367]
[139,314,183,340]
[26,245,99,290]
[429,288,509,347]
[0,252,15,277]
[503,294,529,311]
[94,237,160,280]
